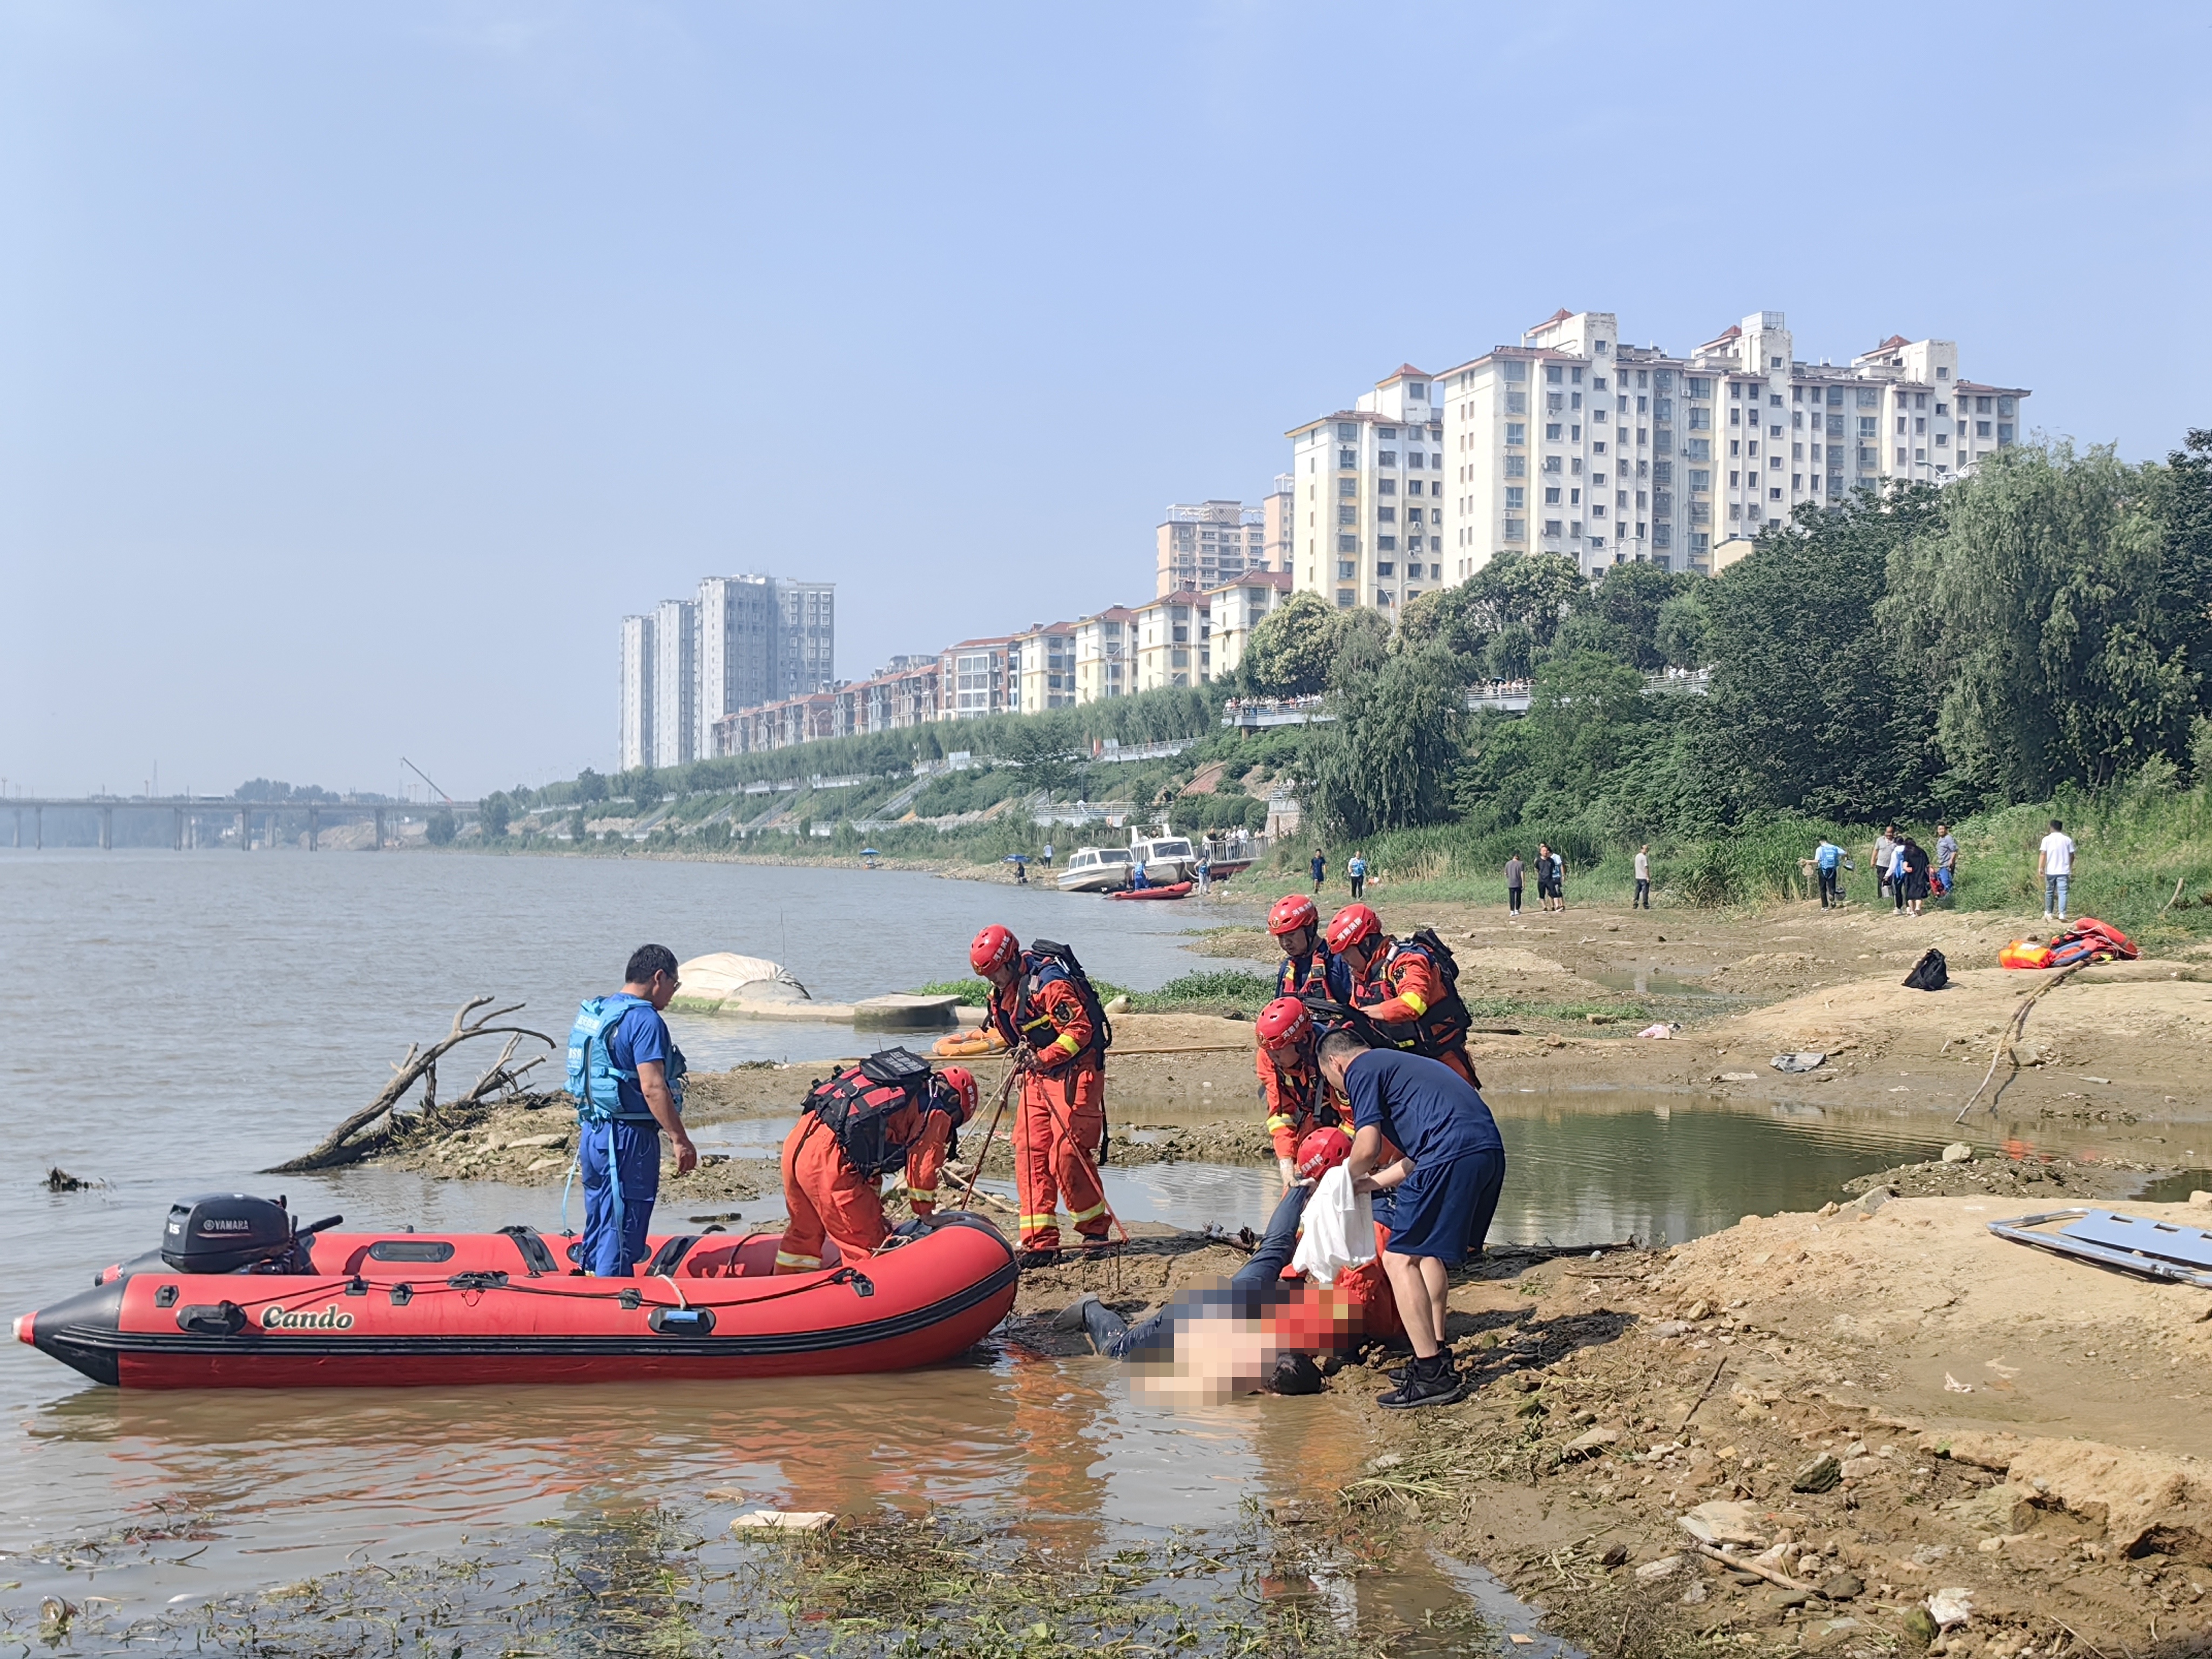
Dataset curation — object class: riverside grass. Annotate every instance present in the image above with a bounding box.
[1282,771,2212,948]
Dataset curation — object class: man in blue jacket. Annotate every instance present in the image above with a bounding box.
[1318,1035,1505,1409]
[573,945,698,1275]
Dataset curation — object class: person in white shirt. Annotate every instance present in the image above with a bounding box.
[1632,845,1651,909]
[2038,819,2076,921]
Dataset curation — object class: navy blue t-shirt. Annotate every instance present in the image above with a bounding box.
[605,1001,673,1121]
[1345,1049,1501,1166]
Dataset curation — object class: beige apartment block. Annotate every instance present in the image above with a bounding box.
[1073,606,1134,703]
[1131,590,1212,690]
[938,636,1013,721]
[1262,473,1294,574]
[1286,366,1450,613]
[1155,500,1270,596]
[1207,569,1290,679]
[1008,621,1076,712]
[1435,308,2030,581]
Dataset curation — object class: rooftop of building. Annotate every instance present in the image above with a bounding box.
[1205,568,1291,596]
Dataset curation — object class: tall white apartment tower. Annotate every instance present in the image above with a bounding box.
[1286,367,1449,612]
[696,575,837,733]
[1437,309,2029,581]
[651,599,697,768]
[618,613,655,772]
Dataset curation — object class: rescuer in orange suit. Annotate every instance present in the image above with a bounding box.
[775,1064,977,1274]
[1253,996,1347,1193]
[1266,894,1352,1002]
[1325,904,1480,1087]
[966,925,1110,1265]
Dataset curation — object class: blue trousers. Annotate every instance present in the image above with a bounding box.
[1087,1183,1311,1358]
[578,1120,662,1277]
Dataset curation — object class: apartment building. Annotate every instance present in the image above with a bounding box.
[1262,474,1294,573]
[651,598,698,767]
[695,575,837,729]
[1131,591,1211,690]
[1286,366,1450,612]
[618,613,655,772]
[1206,569,1290,679]
[1009,621,1077,713]
[1435,309,2031,580]
[1073,606,1134,703]
[1154,500,1271,597]
[939,637,1014,720]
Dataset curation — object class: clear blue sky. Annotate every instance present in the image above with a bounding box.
[3,1,2207,798]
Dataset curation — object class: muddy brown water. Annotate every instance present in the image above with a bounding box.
[0,850,2115,1644]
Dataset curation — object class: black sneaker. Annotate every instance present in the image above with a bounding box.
[1379,1358,1466,1410]
[1016,1249,1062,1270]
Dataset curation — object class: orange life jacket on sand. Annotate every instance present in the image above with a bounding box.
[1998,941,2056,970]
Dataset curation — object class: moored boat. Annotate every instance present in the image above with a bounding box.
[1108,881,1192,901]
[15,1194,1016,1390]
[1055,846,1135,893]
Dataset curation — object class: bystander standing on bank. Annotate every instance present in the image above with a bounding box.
[1310,848,1326,894]
[1632,844,1651,909]
[1347,852,1368,900]
[1813,836,1845,908]
[2039,819,2076,921]
[1504,853,1523,918]
[1934,823,1958,902]
[1900,833,1932,918]
[1873,826,1896,904]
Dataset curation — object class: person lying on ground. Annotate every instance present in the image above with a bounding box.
[1055,1128,1394,1401]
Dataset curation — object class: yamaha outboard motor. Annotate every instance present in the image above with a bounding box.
[161,1194,333,1276]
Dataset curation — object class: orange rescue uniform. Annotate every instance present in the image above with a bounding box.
[775,1095,955,1274]
[1348,943,1478,1086]
[986,964,1108,1253]
[1254,1043,1343,1163]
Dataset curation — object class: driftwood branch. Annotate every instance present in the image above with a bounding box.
[1953,962,2085,1124]
[269,996,556,1172]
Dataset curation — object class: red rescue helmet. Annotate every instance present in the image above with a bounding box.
[1295,1125,1354,1183]
[1324,903,1382,956]
[936,1065,978,1123]
[1267,893,1319,938]
[969,925,1019,975]
[1254,996,1312,1052]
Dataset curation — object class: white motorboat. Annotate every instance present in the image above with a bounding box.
[1127,833,1197,885]
[1056,846,1136,893]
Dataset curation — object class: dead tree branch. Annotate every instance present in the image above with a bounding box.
[269,996,557,1172]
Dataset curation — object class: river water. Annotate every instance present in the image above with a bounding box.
[0,849,1952,1645]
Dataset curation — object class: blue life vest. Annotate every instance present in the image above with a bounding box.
[567,995,686,1125]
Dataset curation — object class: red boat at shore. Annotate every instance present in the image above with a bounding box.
[1108,882,1192,901]
[16,1196,1017,1390]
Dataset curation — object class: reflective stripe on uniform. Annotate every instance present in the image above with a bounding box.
[774,1251,822,1271]
[1396,989,1429,1016]
[1068,1199,1109,1224]
[1051,1031,1080,1056]
[1265,1112,1296,1133]
[1018,1213,1055,1230]
[905,1186,938,1203]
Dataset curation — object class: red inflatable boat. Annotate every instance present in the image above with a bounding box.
[16,1199,1017,1390]
[1108,882,1192,901]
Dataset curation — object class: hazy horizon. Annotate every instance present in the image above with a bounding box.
[4,1,2208,798]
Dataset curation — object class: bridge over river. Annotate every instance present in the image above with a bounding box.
[3,797,481,851]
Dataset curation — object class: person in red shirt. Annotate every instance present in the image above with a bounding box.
[1253,996,1345,1192]
[776,1062,976,1274]
[1325,904,1479,1087]
[965,926,1110,1263]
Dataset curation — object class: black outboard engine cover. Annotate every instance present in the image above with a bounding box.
[161,1194,294,1274]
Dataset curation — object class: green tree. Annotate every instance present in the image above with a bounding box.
[1885,442,2200,800]
[1305,644,1467,837]
[480,792,513,838]
[1574,559,1692,670]
[990,721,1087,800]
[1655,585,1712,668]
[426,808,457,846]
[1460,551,1587,648]
[575,768,609,805]
[1521,650,1650,802]
[1698,486,1942,821]
[1240,591,1338,697]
